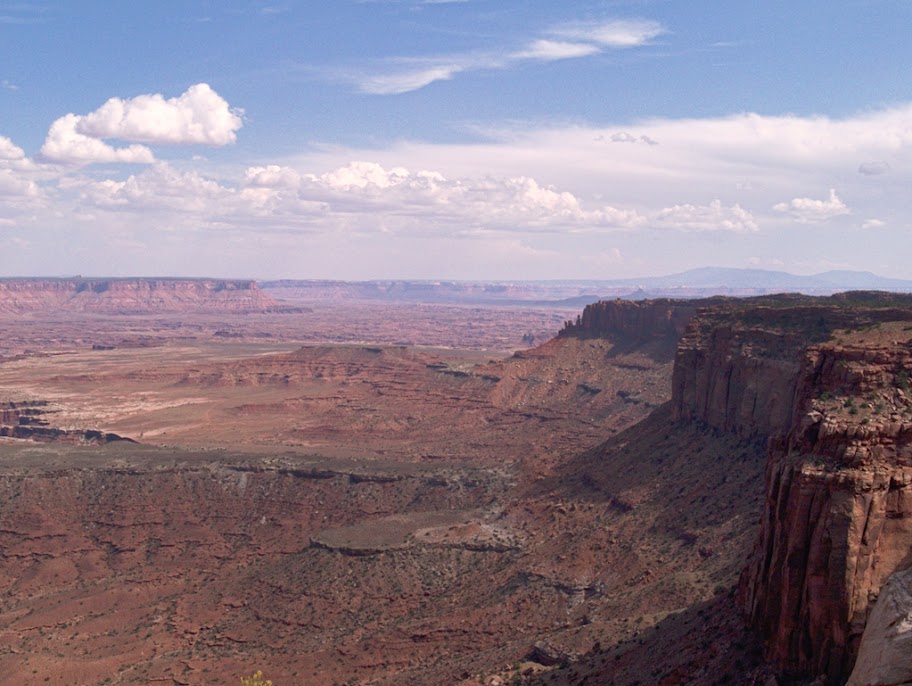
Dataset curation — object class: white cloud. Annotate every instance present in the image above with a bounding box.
[78,163,227,211]
[9,100,912,279]
[0,169,38,198]
[652,200,757,232]
[68,157,760,238]
[39,84,242,165]
[358,64,466,95]
[244,165,302,189]
[512,40,600,61]
[0,134,47,176]
[551,19,666,48]
[75,163,326,227]
[75,83,243,146]
[0,135,25,161]
[773,189,850,223]
[314,160,411,190]
[353,17,666,94]
[0,136,42,221]
[41,114,156,164]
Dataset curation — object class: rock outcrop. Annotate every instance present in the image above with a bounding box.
[0,278,284,314]
[559,297,726,343]
[0,399,133,444]
[847,566,912,686]
[667,293,912,683]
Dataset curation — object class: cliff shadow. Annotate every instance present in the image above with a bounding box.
[602,334,679,363]
[525,591,769,686]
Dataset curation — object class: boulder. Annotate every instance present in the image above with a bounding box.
[847,566,912,686]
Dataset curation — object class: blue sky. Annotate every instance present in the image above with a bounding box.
[1,0,911,279]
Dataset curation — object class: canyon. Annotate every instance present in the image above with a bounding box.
[0,282,909,685]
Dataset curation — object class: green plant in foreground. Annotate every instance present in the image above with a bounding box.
[241,672,273,686]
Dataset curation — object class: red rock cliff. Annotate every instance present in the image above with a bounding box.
[668,296,912,683]
[559,297,728,343]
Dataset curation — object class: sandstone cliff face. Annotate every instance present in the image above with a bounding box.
[668,298,912,683]
[742,331,912,683]
[560,298,724,343]
[672,322,805,438]
[0,278,282,314]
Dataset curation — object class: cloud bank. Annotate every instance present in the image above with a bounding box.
[2,93,912,278]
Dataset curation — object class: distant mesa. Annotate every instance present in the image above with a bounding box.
[261,268,912,308]
[0,277,298,315]
[3,269,910,315]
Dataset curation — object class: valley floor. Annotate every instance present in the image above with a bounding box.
[0,304,768,685]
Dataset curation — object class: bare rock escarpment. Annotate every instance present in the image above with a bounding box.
[0,277,284,314]
[0,400,133,445]
[559,297,727,344]
[668,293,912,683]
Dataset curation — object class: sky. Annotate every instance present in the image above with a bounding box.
[1,0,911,280]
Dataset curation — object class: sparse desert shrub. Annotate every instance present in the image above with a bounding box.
[241,672,273,686]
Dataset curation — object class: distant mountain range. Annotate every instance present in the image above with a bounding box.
[262,268,912,307]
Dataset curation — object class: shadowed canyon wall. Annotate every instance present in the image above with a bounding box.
[667,296,912,683]
[559,297,726,343]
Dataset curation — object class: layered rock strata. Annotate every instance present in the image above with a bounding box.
[559,297,727,343]
[0,278,282,314]
[667,295,912,683]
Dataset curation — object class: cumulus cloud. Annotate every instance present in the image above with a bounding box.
[0,135,25,161]
[39,84,242,165]
[244,165,302,189]
[75,162,326,226]
[773,189,850,223]
[0,169,38,198]
[858,160,891,176]
[353,17,666,94]
[0,134,46,178]
[69,157,760,239]
[7,96,912,278]
[315,161,412,190]
[75,83,243,146]
[79,163,227,211]
[41,114,156,164]
[652,200,758,232]
[0,136,42,219]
